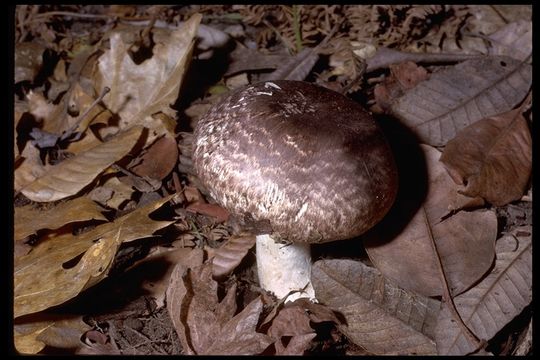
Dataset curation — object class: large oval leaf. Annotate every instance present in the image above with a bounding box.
[20,126,143,202]
[312,259,440,355]
[391,56,531,146]
[435,226,532,355]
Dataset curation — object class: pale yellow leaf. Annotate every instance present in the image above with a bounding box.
[14,197,106,241]
[20,126,143,202]
[14,194,175,318]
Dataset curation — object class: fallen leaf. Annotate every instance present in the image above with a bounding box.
[14,313,91,353]
[15,42,45,83]
[374,61,429,112]
[390,56,532,146]
[312,259,440,355]
[435,225,532,355]
[211,234,256,279]
[268,305,316,355]
[20,126,143,202]
[97,14,201,144]
[186,202,230,223]
[14,141,49,191]
[14,194,174,318]
[225,45,289,77]
[88,176,135,210]
[440,107,532,206]
[14,197,106,241]
[130,134,178,180]
[489,20,532,61]
[166,262,273,355]
[365,145,497,297]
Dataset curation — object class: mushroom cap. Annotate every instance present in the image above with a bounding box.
[193,80,398,243]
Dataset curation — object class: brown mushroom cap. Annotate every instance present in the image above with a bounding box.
[193,80,398,243]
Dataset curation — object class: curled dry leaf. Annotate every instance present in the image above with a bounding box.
[14,195,175,318]
[365,145,497,297]
[166,262,273,355]
[14,197,106,241]
[211,234,256,279]
[435,226,532,355]
[390,56,532,146]
[440,107,532,206]
[268,305,316,355]
[20,126,143,202]
[88,176,135,210]
[97,14,201,145]
[312,259,441,355]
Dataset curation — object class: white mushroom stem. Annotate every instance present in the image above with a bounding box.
[256,234,316,303]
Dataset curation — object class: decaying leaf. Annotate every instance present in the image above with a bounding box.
[211,234,256,279]
[312,259,441,355]
[14,313,91,354]
[365,145,497,297]
[166,262,273,355]
[435,226,532,355]
[186,202,230,223]
[88,176,135,210]
[440,107,532,206]
[390,56,532,146]
[374,61,429,112]
[15,42,45,83]
[97,14,201,144]
[489,20,532,61]
[268,305,316,355]
[15,197,106,241]
[14,141,49,191]
[14,195,175,318]
[20,126,143,202]
[130,134,178,181]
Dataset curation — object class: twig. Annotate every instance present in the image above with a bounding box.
[422,207,486,352]
[60,86,111,141]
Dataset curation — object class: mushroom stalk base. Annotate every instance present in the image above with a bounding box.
[256,234,316,303]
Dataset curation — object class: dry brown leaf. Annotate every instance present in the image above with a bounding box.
[291,297,341,324]
[268,305,316,355]
[489,20,532,61]
[225,45,290,77]
[88,176,135,209]
[166,262,273,355]
[374,61,428,112]
[97,14,201,144]
[20,126,143,202]
[14,195,175,318]
[365,145,497,297]
[312,259,440,355]
[15,42,45,83]
[440,107,532,206]
[14,314,91,353]
[130,134,178,180]
[14,141,49,191]
[14,197,106,241]
[435,225,532,355]
[390,56,532,146]
[185,202,230,223]
[165,251,205,355]
[131,247,204,308]
[211,234,256,279]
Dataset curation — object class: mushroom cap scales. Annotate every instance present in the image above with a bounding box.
[193,80,397,243]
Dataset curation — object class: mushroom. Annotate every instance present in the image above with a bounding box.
[193,80,398,302]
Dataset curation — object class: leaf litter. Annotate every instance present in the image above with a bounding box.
[13,4,532,355]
